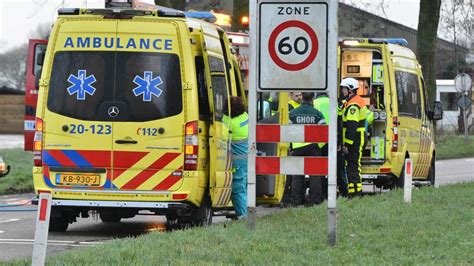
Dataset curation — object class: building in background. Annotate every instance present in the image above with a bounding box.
[185,1,471,81]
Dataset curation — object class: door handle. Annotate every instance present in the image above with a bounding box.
[115,139,138,144]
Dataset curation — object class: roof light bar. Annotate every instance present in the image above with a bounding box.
[58,8,80,15]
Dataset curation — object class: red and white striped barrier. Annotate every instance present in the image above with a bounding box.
[256,124,328,176]
[256,124,328,143]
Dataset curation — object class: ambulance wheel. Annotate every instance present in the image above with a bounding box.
[100,212,121,223]
[49,217,69,232]
[191,194,212,227]
[428,157,435,186]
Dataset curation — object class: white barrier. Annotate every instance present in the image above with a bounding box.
[404,159,413,203]
[32,192,52,266]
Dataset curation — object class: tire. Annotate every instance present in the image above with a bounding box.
[49,217,68,232]
[428,157,435,186]
[100,212,121,223]
[189,194,213,227]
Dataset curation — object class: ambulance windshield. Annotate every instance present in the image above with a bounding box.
[47,51,182,121]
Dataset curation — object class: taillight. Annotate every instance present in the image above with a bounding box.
[34,118,43,166]
[392,116,398,152]
[184,121,198,170]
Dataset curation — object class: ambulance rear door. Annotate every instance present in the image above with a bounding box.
[199,26,233,208]
[41,19,116,190]
[110,20,185,193]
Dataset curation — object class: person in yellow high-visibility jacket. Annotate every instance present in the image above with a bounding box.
[288,92,302,111]
[340,78,369,197]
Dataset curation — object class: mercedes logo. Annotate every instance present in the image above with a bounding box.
[107,106,119,117]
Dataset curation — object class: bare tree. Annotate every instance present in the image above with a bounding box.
[340,0,389,18]
[439,0,472,48]
[28,22,52,40]
[0,44,28,91]
[417,0,441,103]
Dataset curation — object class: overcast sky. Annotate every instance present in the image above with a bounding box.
[0,0,422,53]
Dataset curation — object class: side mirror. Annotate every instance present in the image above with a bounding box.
[37,51,45,66]
[35,68,43,88]
[428,101,443,121]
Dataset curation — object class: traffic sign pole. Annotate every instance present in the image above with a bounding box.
[251,0,338,247]
[326,0,338,247]
[247,0,258,230]
[455,73,472,143]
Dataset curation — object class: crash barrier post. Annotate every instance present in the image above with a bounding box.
[404,159,412,203]
[32,192,52,266]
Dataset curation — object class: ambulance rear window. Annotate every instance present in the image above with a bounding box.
[47,51,182,121]
[115,52,182,121]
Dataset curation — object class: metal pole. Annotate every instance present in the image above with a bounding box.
[327,0,338,247]
[246,0,258,230]
[463,106,468,143]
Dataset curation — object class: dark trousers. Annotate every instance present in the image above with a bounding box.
[337,151,348,197]
[289,143,324,205]
[346,139,363,195]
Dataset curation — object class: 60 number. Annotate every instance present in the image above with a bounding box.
[278,36,309,55]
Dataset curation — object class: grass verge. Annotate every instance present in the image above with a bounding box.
[7,182,474,265]
[0,149,33,194]
[436,134,474,159]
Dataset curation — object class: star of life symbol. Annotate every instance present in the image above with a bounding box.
[133,71,163,101]
[67,70,97,100]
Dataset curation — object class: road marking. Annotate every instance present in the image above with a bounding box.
[464,158,474,162]
[0,218,19,223]
[0,238,104,246]
[0,231,4,234]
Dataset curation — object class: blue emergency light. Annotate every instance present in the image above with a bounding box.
[384,38,408,46]
[184,11,216,20]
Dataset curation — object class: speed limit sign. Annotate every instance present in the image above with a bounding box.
[258,2,328,90]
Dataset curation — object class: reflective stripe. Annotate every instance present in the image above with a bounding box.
[356,127,365,132]
[239,119,249,127]
[233,154,247,160]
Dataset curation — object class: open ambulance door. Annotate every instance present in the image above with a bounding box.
[256,92,289,205]
[199,27,233,208]
[24,39,47,151]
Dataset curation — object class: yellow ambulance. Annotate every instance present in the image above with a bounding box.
[339,38,443,189]
[32,4,284,231]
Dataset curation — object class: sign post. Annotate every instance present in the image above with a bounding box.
[249,0,338,246]
[454,73,472,143]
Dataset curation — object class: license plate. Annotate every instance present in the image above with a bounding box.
[56,174,101,186]
[362,174,378,180]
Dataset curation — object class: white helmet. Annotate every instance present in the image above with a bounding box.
[340,77,359,91]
